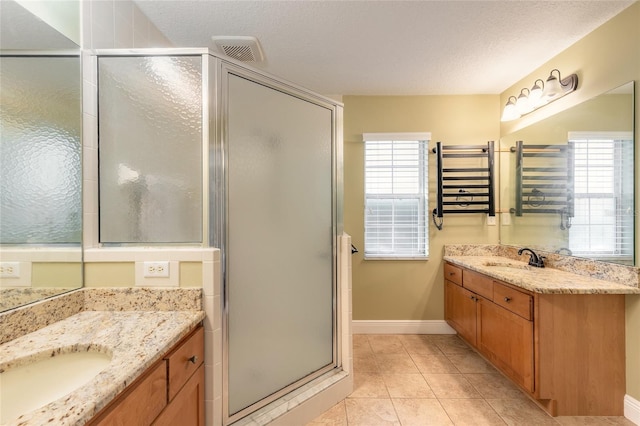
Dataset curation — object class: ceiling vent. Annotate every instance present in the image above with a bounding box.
[211,36,264,62]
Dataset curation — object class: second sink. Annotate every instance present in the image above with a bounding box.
[481,261,534,271]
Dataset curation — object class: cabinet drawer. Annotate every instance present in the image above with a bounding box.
[493,282,532,320]
[166,326,205,400]
[444,263,463,286]
[463,269,493,300]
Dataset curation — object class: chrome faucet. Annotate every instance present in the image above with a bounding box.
[517,247,545,268]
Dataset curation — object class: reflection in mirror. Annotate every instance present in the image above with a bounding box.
[0,0,80,50]
[0,0,82,312]
[500,82,634,265]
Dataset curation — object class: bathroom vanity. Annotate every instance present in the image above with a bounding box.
[87,326,204,426]
[443,252,639,417]
[0,288,205,426]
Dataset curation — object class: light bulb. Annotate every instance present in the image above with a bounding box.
[501,96,520,122]
[515,89,533,114]
[542,69,563,100]
[529,79,545,107]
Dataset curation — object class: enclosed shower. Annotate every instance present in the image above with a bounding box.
[95,49,350,425]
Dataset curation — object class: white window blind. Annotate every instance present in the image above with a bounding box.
[568,132,633,262]
[363,133,430,259]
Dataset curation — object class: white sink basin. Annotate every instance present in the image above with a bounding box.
[481,261,534,271]
[0,350,112,423]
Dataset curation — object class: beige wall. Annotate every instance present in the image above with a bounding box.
[31,263,82,287]
[499,2,640,401]
[343,95,500,320]
[84,261,203,287]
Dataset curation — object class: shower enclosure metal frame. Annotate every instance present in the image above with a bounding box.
[212,58,344,424]
[90,48,344,425]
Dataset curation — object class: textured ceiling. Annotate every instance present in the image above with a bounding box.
[134,0,634,96]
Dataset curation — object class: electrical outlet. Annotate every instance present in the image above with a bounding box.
[487,215,497,226]
[501,212,512,226]
[143,261,170,278]
[0,262,20,278]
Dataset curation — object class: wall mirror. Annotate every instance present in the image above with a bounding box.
[0,0,82,312]
[500,81,635,265]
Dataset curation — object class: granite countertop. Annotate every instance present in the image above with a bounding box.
[0,309,205,426]
[444,255,640,295]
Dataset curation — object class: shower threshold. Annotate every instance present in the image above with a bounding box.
[229,368,349,426]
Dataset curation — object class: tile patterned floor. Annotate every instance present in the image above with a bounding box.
[307,334,635,426]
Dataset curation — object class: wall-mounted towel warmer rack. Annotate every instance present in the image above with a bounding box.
[432,141,495,230]
[510,140,575,229]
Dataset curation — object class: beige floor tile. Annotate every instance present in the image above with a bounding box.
[427,334,474,355]
[447,352,497,373]
[368,334,407,354]
[306,401,348,425]
[464,373,527,400]
[423,373,482,399]
[555,416,636,425]
[353,351,379,373]
[353,334,373,353]
[397,334,429,345]
[392,398,453,426]
[375,352,420,373]
[440,398,506,425]
[486,398,559,425]
[343,335,629,426]
[350,372,389,398]
[382,373,436,398]
[399,335,445,355]
[345,398,400,425]
[411,353,460,374]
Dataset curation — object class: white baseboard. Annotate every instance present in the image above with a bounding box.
[352,320,456,335]
[625,394,640,425]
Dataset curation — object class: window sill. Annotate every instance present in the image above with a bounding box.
[364,256,428,261]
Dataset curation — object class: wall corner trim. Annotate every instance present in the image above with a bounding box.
[625,394,640,425]
[351,320,456,335]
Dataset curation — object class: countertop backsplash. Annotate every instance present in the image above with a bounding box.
[0,287,203,345]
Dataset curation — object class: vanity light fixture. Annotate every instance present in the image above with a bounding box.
[501,69,578,122]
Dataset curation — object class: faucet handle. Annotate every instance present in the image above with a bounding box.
[534,255,546,267]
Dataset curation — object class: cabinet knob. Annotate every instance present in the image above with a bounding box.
[188,355,198,364]
[504,297,512,302]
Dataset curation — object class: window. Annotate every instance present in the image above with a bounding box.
[363,133,430,259]
[568,132,633,261]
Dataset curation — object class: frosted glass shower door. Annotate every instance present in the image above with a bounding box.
[225,73,335,418]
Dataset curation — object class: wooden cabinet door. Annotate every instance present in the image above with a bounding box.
[88,361,168,426]
[153,364,205,426]
[477,299,534,392]
[445,280,477,346]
